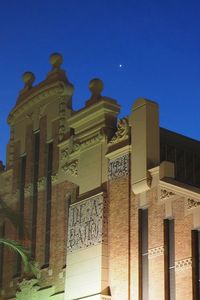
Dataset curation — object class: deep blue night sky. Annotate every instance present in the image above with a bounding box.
[1,0,200,164]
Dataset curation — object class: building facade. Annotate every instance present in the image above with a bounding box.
[0,53,200,300]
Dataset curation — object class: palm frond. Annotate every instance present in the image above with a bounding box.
[0,238,38,276]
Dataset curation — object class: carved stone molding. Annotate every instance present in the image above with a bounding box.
[62,160,78,177]
[61,147,70,161]
[160,189,175,201]
[58,99,66,142]
[60,140,80,162]
[67,194,107,252]
[8,82,66,125]
[187,198,200,209]
[37,177,46,191]
[148,246,164,258]
[108,154,129,180]
[175,257,192,272]
[108,117,129,145]
[16,278,40,299]
[8,126,14,166]
[39,103,47,119]
[24,183,33,197]
[81,132,104,149]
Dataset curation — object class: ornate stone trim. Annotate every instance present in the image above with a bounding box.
[148,246,164,258]
[60,133,103,165]
[67,194,107,252]
[108,117,129,145]
[8,82,66,124]
[187,198,200,209]
[108,153,129,180]
[24,183,33,197]
[61,147,70,161]
[60,140,80,162]
[175,257,192,272]
[160,189,175,201]
[37,177,46,191]
[81,133,104,149]
[58,99,66,142]
[62,160,78,177]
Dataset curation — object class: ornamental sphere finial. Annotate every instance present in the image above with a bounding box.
[50,53,63,70]
[89,78,104,96]
[22,72,35,89]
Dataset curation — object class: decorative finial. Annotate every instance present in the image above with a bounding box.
[89,78,104,96]
[50,53,63,70]
[22,72,35,89]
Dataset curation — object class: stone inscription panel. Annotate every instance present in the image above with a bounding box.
[108,153,129,180]
[67,194,105,252]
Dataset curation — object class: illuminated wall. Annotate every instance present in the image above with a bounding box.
[0,53,199,300]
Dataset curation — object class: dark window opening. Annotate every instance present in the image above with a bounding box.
[0,223,5,288]
[164,219,175,300]
[139,208,148,300]
[44,142,53,266]
[15,155,26,276]
[192,230,200,300]
[31,132,40,258]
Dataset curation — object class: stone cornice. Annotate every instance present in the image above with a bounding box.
[160,189,176,201]
[68,98,120,129]
[106,145,131,160]
[160,178,200,201]
[68,99,120,140]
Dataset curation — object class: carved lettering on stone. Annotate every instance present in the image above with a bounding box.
[108,154,129,180]
[67,194,107,251]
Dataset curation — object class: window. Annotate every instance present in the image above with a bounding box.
[192,230,200,300]
[164,219,175,300]
[31,132,40,257]
[15,155,26,276]
[0,223,5,288]
[44,142,53,266]
[139,208,148,300]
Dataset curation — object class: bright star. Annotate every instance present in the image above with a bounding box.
[119,64,123,68]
